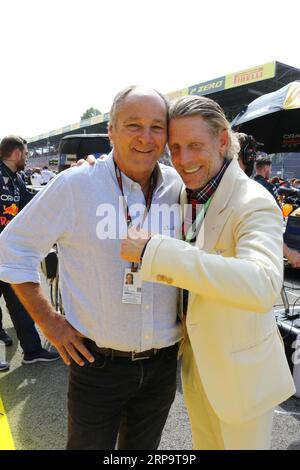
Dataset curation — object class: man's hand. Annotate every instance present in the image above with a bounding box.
[120,226,151,263]
[12,282,94,367]
[40,313,95,366]
[76,154,97,166]
[287,248,300,268]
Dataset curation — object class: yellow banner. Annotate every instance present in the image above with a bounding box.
[90,114,103,125]
[27,63,278,144]
[167,87,189,101]
[225,62,276,89]
[70,122,81,131]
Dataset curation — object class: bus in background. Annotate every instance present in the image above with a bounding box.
[58,134,110,172]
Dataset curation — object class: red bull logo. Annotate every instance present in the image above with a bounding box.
[3,203,19,217]
[0,217,9,227]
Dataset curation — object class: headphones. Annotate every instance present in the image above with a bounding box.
[240,135,258,166]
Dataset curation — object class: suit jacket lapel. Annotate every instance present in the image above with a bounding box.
[179,186,188,215]
[188,158,241,309]
[196,158,239,251]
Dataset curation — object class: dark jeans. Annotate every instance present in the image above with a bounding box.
[0,281,42,354]
[67,343,178,450]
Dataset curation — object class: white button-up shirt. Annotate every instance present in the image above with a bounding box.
[0,153,183,352]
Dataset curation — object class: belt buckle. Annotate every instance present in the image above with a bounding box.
[131,351,150,361]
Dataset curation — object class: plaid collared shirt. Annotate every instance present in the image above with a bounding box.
[186,158,231,206]
[182,158,230,315]
[183,158,231,243]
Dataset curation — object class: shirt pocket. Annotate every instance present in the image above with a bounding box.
[230,331,275,363]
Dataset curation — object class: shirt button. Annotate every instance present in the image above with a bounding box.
[145,335,150,340]
[145,305,150,310]
[131,183,140,191]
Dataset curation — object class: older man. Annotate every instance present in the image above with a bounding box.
[0,86,183,449]
[121,95,295,450]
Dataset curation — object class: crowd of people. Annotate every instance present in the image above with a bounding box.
[0,87,298,450]
[25,166,56,187]
[236,135,300,268]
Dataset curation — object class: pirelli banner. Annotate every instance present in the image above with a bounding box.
[166,62,277,101]
[224,62,276,89]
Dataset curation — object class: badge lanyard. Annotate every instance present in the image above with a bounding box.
[181,196,212,315]
[114,161,156,270]
[183,197,212,243]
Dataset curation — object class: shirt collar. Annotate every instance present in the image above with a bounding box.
[186,158,230,204]
[0,161,17,179]
[254,174,266,182]
[106,151,165,195]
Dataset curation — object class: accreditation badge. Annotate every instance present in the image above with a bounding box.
[122,268,142,304]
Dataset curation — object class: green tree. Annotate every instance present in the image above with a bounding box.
[80,107,101,120]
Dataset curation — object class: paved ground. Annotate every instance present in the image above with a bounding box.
[0,271,300,450]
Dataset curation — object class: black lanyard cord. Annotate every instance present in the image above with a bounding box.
[114,162,156,227]
[114,161,156,270]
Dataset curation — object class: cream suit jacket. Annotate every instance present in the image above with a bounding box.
[142,158,295,424]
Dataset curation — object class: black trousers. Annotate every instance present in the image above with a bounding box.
[67,343,178,450]
[0,281,42,354]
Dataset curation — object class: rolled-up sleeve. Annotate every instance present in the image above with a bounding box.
[0,172,74,284]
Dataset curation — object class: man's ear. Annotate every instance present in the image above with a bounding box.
[11,148,20,162]
[219,129,229,157]
[108,121,114,146]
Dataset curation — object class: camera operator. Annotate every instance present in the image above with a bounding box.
[236,132,258,177]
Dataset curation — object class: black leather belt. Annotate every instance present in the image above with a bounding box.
[84,338,167,362]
